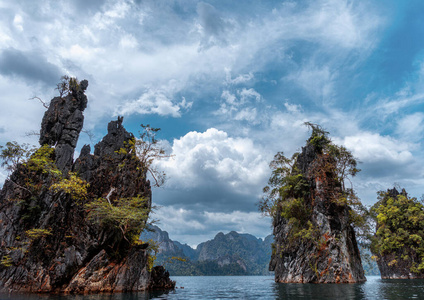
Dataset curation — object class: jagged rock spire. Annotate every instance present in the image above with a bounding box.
[39,79,88,172]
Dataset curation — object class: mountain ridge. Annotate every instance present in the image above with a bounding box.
[140,226,273,276]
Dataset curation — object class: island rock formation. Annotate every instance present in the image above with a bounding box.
[0,79,174,293]
[372,188,424,279]
[268,128,366,283]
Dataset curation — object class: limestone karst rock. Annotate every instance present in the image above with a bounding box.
[268,127,366,283]
[0,79,174,293]
[39,80,88,172]
[372,188,424,279]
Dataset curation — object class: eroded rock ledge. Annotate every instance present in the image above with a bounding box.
[0,79,174,293]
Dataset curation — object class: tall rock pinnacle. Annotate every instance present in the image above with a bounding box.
[39,79,88,171]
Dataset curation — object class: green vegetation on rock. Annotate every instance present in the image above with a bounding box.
[371,188,424,275]
[264,123,367,283]
[86,196,151,244]
[260,123,366,248]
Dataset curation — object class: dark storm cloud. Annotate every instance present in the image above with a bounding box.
[72,0,107,12]
[0,48,61,85]
[155,184,259,213]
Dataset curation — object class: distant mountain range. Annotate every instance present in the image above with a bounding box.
[140,226,273,276]
[140,226,379,276]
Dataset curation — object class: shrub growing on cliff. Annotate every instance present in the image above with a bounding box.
[85,196,152,244]
[50,172,89,202]
[136,124,172,187]
[24,145,62,178]
[56,75,79,97]
[114,124,171,187]
[25,228,52,241]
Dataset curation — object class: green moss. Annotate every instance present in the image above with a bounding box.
[25,228,52,241]
[0,255,12,268]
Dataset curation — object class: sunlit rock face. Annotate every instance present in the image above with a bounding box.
[0,80,174,293]
[269,142,366,283]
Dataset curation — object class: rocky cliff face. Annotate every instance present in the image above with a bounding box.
[269,139,366,283]
[0,80,174,293]
[140,225,186,257]
[196,231,271,271]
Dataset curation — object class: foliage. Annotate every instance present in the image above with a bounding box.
[0,141,89,233]
[85,196,151,244]
[0,255,13,268]
[135,124,172,187]
[4,143,88,200]
[305,122,331,153]
[0,141,36,174]
[327,145,361,190]
[371,189,424,272]
[259,152,307,216]
[25,228,52,240]
[260,122,366,251]
[114,124,171,187]
[50,172,89,202]
[146,239,160,272]
[24,145,62,178]
[56,75,79,97]
[156,258,249,276]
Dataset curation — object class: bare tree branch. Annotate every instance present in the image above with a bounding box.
[29,96,49,109]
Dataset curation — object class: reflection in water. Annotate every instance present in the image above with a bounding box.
[272,281,366,300]
[2,277,424,299]
[0,290,171,300]
[272,277,424,300]
[370,278,424,300]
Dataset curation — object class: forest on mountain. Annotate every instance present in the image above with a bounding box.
[141,226,273,276]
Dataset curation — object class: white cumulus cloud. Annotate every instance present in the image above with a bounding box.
[158,128,268,193]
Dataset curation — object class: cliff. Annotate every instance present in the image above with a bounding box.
[371,188,424,279]
[141,226,273,275]
[267,125,366,283]
[0,79,174,293]
[196,231,272,274]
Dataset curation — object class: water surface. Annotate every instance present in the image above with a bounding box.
[2,276,424,299]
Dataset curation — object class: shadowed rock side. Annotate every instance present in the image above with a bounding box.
[269,142,366,283]
[0,80,174,293]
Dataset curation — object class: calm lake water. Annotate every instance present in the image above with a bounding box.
[2,276,424,300]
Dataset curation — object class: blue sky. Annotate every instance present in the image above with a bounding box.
[0,0,424,246]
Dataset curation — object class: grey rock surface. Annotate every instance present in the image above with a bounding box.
[39,80,88,172]
[0,80,174,293]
